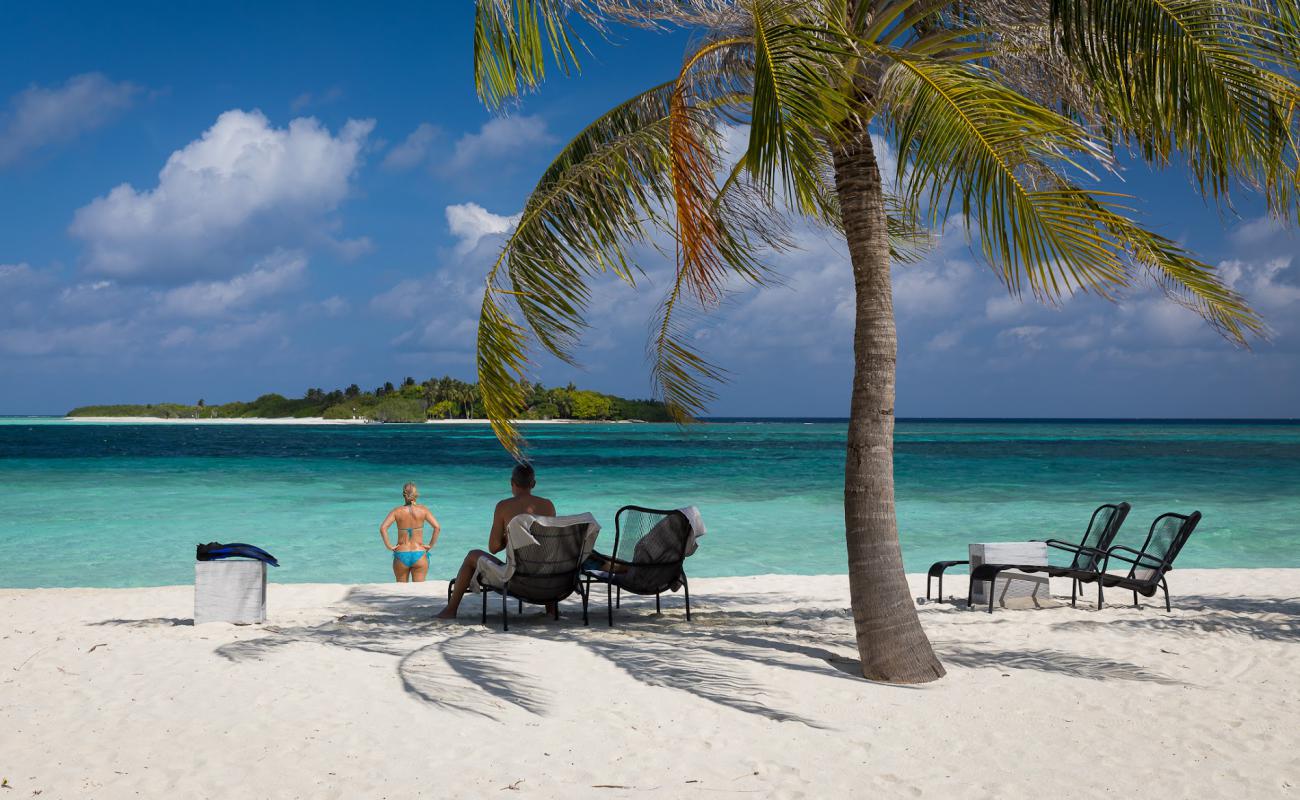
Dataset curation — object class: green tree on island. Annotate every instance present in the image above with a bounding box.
[469,0,1298,683]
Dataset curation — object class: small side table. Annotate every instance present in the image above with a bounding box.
[969,542,1049,609]
[195,560,267,624]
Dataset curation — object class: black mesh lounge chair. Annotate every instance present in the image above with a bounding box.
[447,513,599,631]
[583,505,697,626]
[926,502,1131,604]
[1056,511,1202,612]
[962,502,1133,612]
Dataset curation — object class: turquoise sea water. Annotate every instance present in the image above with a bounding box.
[1,418,1297,588]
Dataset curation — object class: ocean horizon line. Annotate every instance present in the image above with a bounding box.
[3,414,1297,424]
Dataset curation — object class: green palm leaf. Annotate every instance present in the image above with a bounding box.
[476,82,679,454]
[474,0,586,108]
[1050,0,1300,216]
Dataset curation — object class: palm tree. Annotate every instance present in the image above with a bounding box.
[469,0,1296,683]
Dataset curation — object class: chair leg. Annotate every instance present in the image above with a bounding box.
[607,582,614,627]
[616,586,621,609]
[1097,582,1104,611]
[682,575,691,622]
[1071,579,1078,608]
[582,579,590,626]
[926,574,934,601]
[518,598,523,614]
[502,591,509,632]
[553,601,560,621]
[481,589,487,625]
[1132,589,1140,609]
[984,568,1003,614]
[937,572,944,602]
[1161,577,1171,612]
[656,593,661,614]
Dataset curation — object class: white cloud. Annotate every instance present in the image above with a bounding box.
[382,123,440,171]
[927,329,962,351]
[0,320,134,357]
[444,115,554,173]
[205,313,285,351]
[445,202,520,254]
[289,86,344,113]
[985,294,1026,321]
[317,295,349,316]
[160,326,197,348]
[0,262,44,289]
[0,73,140,167]
[158,250,306,317]
[69,109,374,281]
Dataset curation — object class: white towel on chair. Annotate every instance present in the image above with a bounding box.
[471,512,600,592]
[677,505,705,556]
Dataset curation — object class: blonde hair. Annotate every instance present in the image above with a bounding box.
[402,482,418,504]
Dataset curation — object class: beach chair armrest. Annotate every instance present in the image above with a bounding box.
[1043,539,1103,557]
[1103,545,1167,571]
[927,560,968,577]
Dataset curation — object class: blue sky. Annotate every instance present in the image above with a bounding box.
[1,2,1297,417]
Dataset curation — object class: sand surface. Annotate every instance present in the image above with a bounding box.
[1,570,1296,798]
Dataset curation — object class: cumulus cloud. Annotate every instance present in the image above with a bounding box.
[69,109,374,281]
[381,122,440,171]
[444,115,553,173]
[445,202,520,254]
[157,250,306,317]
[0,319,135,358]
[0,251,322,360]
[382,116,554,175]
[0,73,141,167]
[289,86,343,113]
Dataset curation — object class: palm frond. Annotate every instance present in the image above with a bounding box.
[474,0,587,108]
[648,268,722,424]
[477,59,794,452]
[1091,201,1266,343]
[745,0,853,216]
[671,41,740,305]
[476,82,680,454]
[880,51,1261,341]
[1049,0,1300,217]
[880,54,1128,298]
[506,82,678,360]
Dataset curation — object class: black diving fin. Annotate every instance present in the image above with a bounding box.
[196,542,280,567]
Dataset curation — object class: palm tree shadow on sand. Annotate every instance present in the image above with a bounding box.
[209,586,875,726]
[203,584,1206,723]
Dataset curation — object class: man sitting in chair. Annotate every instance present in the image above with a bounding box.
[435,463,557,619]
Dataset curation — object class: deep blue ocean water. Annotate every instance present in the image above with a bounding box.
[1,418,1297,588]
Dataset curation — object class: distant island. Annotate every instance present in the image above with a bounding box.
[67,376,673,423]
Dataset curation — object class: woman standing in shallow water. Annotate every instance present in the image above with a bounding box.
[379,482,441,582]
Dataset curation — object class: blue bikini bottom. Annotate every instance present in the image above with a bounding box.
[393,550,429,568]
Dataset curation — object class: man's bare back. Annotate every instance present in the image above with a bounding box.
[436,462,556,619]
[486,493,556,553]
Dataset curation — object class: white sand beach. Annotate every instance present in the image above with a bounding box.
[1,570,1296,799]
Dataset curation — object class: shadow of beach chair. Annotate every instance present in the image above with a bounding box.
[1057,511,1202,612]
[925,502,1131,605]
[452,513,600,631]
[583,505,702,626]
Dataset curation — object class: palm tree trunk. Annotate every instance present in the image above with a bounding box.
[832,127,945,684]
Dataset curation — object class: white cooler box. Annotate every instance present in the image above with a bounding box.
[194,560,267,624]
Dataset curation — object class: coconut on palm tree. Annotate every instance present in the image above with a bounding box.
[467,0,1298,683]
